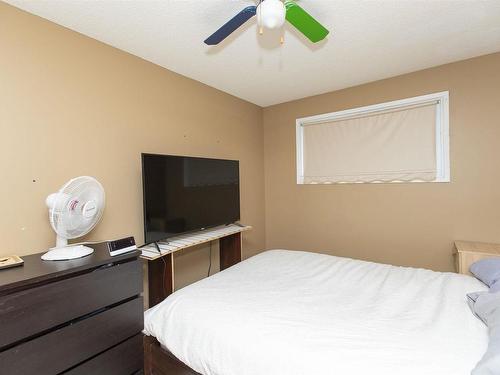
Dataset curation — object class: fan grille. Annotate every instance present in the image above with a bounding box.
[49,176,105,239]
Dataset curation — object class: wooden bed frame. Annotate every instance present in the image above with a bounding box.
[144,335,201,375]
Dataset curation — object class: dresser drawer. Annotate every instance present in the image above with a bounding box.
[0,259,142,349]
[65,333,143,375]
[0,297,143,375]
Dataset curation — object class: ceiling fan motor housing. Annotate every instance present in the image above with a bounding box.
[257,0,286,29]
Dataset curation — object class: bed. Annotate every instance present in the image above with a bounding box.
[143,249,488,375]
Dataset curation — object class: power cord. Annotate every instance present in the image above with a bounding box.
[153,242,168,294]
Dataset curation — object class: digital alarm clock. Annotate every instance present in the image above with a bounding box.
[107,236,137,257]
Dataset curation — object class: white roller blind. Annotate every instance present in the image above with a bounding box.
[301,103,438,183]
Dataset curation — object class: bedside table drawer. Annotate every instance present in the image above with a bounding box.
[0,297,143,375]
[0,259,142,349]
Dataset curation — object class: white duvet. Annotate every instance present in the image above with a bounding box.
[144,250,488,375]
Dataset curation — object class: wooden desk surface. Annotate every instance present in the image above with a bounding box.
[140,224,252,261]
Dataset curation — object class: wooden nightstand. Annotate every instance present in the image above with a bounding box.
[454,241,500,275]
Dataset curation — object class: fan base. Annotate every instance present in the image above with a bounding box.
[41,245,94,261]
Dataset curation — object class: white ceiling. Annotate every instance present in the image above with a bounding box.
[5,0,500,107]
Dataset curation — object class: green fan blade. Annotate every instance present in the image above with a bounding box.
[285,1,329,43]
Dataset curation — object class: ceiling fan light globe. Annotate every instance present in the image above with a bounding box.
[258,0,286,29]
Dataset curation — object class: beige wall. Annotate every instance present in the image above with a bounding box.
[3,2,500,279]
[0,3,265,288]
[263,52,500,272]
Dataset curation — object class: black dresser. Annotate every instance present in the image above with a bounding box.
[0,246,143,375]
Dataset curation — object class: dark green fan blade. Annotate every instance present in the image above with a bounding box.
[285,1,329,43]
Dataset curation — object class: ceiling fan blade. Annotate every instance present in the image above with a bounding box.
[204,6,257,45]
[284,1,329,43]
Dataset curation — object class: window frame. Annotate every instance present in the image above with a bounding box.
[296,91,450,184]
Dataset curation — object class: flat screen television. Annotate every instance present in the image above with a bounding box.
[141,153,240,244]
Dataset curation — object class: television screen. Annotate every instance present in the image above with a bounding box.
[141,154,240,244]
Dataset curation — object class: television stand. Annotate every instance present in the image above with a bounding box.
[140,224,252,307]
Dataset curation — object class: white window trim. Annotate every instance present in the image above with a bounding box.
[296,91,450,184]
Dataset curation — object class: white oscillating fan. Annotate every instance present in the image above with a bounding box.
[41,176,105,261]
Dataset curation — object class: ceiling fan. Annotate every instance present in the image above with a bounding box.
[204,0,329,45]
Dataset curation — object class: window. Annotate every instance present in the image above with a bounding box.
[296,91,450,184]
